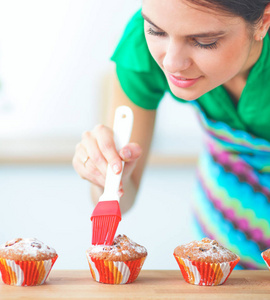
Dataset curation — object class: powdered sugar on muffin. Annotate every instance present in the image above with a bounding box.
[87,234,147,261]
[0,238,57,261]
[174,237,238,263]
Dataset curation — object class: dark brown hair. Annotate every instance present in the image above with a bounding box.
[186,0,270,26]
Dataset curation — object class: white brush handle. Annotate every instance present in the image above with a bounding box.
[99,106,134,202]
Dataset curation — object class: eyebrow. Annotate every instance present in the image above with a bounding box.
[141,11,226,38]
[141,11,163,31]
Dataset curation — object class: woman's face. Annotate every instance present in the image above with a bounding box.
[142,0,261,100]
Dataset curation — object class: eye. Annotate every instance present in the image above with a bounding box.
[147,27,166,37]
[192,39,219,50]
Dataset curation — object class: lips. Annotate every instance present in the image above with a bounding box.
[168,74,201,88]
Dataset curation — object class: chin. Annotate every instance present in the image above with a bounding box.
[180,94,198,101]
[169,86,201,101]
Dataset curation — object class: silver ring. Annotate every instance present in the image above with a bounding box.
[83,156,89,166]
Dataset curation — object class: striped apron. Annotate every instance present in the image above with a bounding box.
[192,102,270,269]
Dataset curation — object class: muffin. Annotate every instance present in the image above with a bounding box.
[0,238,58,286]
[86,234,147,284]
[261,248,270,269]
[173,238,240,286]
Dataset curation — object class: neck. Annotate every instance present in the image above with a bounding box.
[223,39,263,104]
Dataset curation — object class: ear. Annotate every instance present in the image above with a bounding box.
[254,3,270,41]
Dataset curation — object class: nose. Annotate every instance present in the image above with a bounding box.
[163,39,192,74]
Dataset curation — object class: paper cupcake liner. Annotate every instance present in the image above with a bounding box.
[86,252,146,284]
[261,253,270,269]
[0,255,58,286]
[174,254,239,286]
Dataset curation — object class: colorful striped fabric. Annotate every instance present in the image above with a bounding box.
[192,102,270,270]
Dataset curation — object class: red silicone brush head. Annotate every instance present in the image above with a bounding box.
[91,200,121,245]
[91,215,121,245]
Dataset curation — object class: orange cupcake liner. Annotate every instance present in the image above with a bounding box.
[174,254,239,286]
[86,252,146,284]
[0,255,58,286]
[261,253,270,269]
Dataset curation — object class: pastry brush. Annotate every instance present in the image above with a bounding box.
[91,105,134,245]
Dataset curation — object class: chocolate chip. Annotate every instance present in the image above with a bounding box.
[199,247,206,251]
[212,246,217,252]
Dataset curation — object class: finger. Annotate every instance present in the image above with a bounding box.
[119,143,142,162]
[76,156,105,187]
[83,159,105,187]
[93,125,123,174]
[81,132,107,176]
[74,143,89,165]
[73,143,105,187]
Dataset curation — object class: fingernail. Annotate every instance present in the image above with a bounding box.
[112,164,120,174]
[122,149,131,160]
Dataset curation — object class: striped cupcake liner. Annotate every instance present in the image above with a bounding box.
[174,254,239,286]
[86,252,146,284]
[0,255,58,286]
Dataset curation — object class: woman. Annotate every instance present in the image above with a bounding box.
[73,0,270,269]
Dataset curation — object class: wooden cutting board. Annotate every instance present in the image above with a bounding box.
[1,270,270,299]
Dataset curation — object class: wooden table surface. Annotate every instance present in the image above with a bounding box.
[1,270,270,299]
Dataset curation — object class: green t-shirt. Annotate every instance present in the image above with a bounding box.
[111,9,270,141]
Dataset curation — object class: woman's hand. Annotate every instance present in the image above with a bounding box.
[73,72,156,211]
[72,124,142,196]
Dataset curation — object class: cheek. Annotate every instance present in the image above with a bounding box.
[198,41,249,80]
[145,35,166,65]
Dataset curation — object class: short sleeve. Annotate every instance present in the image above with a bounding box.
[111,9,167,110]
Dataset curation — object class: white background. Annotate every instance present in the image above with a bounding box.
[0,0,203,270]
[0,0,140,138]
[0,164,196,270]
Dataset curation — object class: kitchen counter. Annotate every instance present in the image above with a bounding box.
[1,270,270,299]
